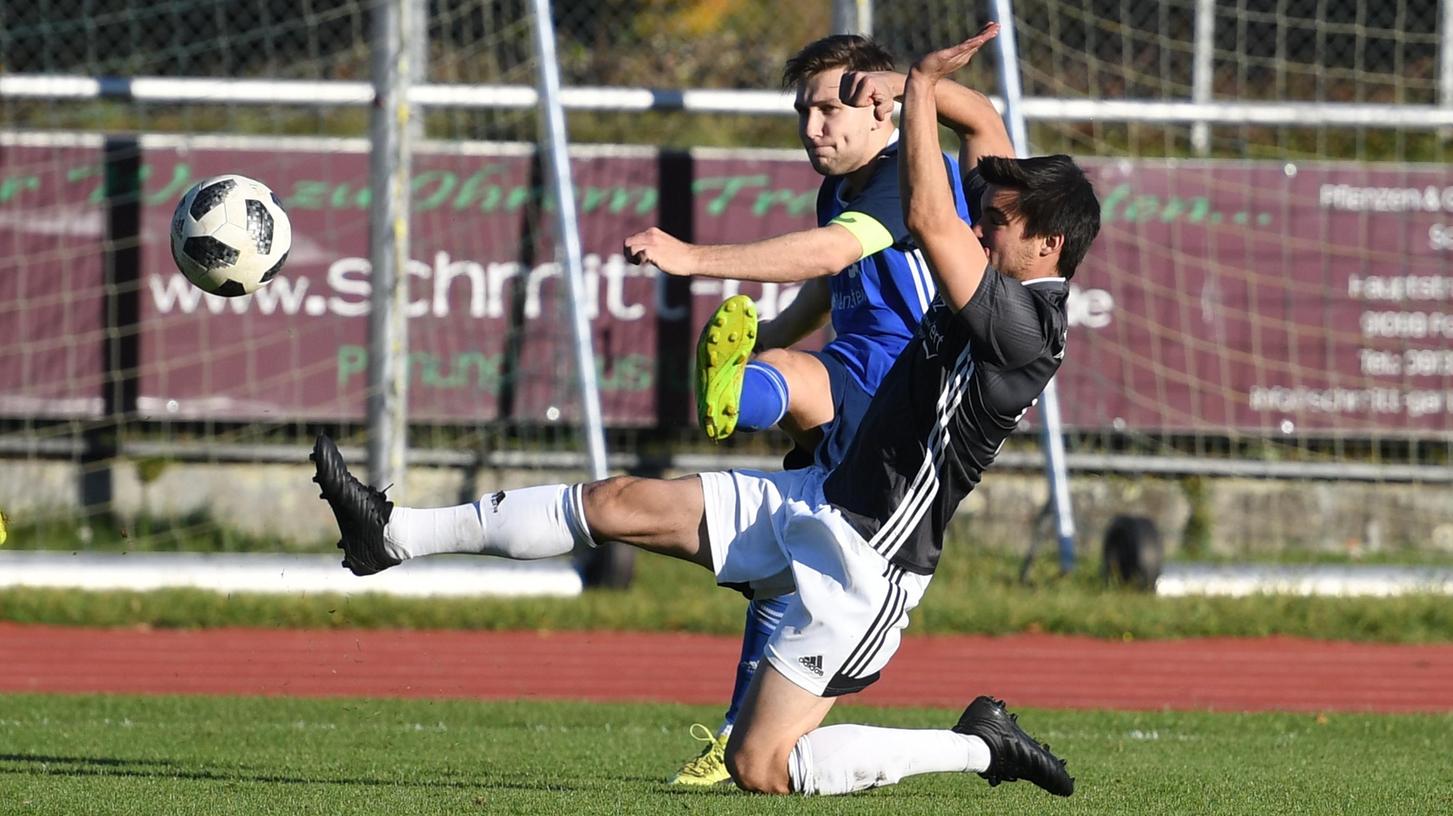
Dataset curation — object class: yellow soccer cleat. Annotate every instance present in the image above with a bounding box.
[669,723,732,786]
[0,510,7,546]
[695,295,758,441]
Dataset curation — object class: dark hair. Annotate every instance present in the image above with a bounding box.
[976,154,1101,279]
[782,35,896,91]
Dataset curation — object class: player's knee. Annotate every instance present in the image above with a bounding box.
[579,476,640,539]
[755,349,832,427]
[754,347,793,371]
[724,742,792,795]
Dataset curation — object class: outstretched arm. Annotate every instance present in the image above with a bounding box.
[623,225,862,283]
[899,28,1000,310]
[928,23,1014,174]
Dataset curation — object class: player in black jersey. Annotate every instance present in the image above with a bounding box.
[314,23,1100,799]
[819,43,1103,579]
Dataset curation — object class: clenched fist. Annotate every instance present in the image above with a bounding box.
[623,227,697,276]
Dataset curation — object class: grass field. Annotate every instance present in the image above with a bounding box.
[2,694,1449,815]
[6,524,1451,812]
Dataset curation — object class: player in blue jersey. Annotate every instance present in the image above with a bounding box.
[624,33,977,784]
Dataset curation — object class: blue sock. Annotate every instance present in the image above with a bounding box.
[722,593,791,729]
[736,362,790,432]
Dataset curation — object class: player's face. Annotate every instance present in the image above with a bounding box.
[973,185,1042,277]
[795,67,881,176]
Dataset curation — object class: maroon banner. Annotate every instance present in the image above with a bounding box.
[130,142,822,426]
[1068,160,1453,433]
[0,143,107,418]
[3,137,1452,433]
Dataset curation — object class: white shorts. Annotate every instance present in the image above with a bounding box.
[698,467,932,697]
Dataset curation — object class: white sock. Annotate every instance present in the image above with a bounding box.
[381,483,595,560]
[787,725,990,796]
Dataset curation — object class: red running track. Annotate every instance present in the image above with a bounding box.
[2,624,1451,712]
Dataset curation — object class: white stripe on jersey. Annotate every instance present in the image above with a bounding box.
[867,343,977,561]
[904,248,930,315]
[879,356,975,562]
[867,350,970,557]
[912,249,937,303]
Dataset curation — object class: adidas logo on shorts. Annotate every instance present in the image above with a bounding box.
[799,655,824,677]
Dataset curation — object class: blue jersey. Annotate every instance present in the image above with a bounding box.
[818,135,972,393]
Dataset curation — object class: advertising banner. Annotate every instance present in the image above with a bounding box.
[0,143,108,418]
[1068,160,1453,433]
[3,136,1451,432]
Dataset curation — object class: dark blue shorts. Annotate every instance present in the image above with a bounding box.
[781,349,874,471]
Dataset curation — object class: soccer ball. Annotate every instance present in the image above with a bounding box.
[170,174,292,297]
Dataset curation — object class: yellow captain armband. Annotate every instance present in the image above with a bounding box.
[830,211,894,260]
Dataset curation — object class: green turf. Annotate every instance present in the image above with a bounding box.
[1,694,1448,815]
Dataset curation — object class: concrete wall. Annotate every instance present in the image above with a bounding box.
[959,471,1453,560]
[3,457,1451,557]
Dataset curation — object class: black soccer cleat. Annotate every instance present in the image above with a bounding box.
[310,433,399,576]
[954,695,1074,797]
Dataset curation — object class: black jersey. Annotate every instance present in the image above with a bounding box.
[821,267,1069,575]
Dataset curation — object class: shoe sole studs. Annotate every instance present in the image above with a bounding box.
[695,296,758,441]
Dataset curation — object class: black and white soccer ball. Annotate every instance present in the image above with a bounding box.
[170,174,292,297]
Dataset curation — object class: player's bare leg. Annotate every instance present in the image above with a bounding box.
[577,475,711,568]
[752,348,834,452]
[724,663,837,794]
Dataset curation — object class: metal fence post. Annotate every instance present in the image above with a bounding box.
[832,0,873,36]
[531,0,624,586]
[367,0,413,494]
[530,0,607,484]
[1191,0,1216,155]
[990,0,1077,574]
[408,0,427,141]
[1441,0,1453,139]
